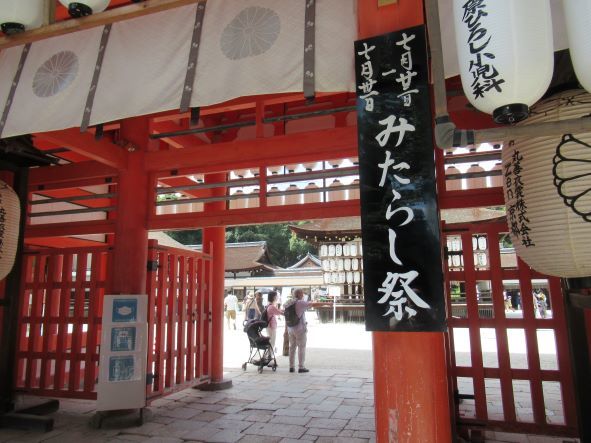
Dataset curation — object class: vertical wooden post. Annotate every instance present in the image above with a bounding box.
[358,0,453,441]
[110,117,150,295]
[564,278,591,442]
[201,172,228,386]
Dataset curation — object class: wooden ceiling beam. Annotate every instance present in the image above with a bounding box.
[0,0,200,50]
[145,125,358,174]
[152,121,210,150]
[148,200,360,230]
[36,128,128,169]
[29,161,117,188]
[26,219,116,238]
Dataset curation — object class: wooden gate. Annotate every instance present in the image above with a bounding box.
[15,240,211,401]
[145,240,212,400]
[16,246,111,399]
[444,220,578,437]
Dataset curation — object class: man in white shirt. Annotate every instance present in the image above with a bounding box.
[224,291,238,330]
[285,288,322,373]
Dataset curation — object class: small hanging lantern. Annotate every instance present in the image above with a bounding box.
[58,1,110,18]
[563,0,591,94]
[502,90,591,278]
[0,180,20,281]
[0,0,44,35]
[453,0,554,124]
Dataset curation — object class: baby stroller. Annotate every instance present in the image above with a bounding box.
[241,319,277,373]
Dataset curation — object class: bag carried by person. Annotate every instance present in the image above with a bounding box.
[284,303,300,327]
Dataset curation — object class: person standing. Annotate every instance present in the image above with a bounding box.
[285,288,320,373]
[243,291,261,321]
[264,291,283,353]
[223,290,238,330]
[255,291,265,314]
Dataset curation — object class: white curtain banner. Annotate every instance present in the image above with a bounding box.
[89,4,195,126]
[0,1,357,137]
[2,28,103,137]
[190,0,304,107]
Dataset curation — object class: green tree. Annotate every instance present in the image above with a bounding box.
[226,223,315,268]
[166,223,315,267]
[166,230,201,245]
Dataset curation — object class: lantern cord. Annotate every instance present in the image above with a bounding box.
[424,0,591,150]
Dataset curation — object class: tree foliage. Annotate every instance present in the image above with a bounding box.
[226,223,315,268]
[166,223,315,268]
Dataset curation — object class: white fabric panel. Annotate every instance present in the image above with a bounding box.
[90,5,195,125]
[316,0,356,92]
[2,28,103,137]
[190,0,304,107]
[0,46,23,117]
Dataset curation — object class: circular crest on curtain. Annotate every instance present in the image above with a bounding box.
[453,0,554,124]
[502,90,591,278]
[0,180,20,281]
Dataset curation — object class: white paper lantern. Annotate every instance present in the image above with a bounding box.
[59,1,110,17]
[502,90,591,277]
[0,180,20,281]
[564,0,591,94]
[0,0,44,35]
[454,0,553,124]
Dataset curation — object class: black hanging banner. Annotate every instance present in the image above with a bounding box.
[354,25,446,332]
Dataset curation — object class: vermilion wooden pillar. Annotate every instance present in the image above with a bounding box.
[358,1,453,441]
[110,118,150,295]
[202,173,226,384]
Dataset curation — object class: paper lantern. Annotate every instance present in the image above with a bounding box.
[454,0,553,124]
[284,184,300,205]
[502,90,591,277]
[348,178,360,201]
[267,186,282,206]
[303,182,322,204]
[59,1,110,17]
[563,0,591,93]
[0,180,20,281]
[0,0,44,35]
[327,179,346,202]
[445,166,462,191]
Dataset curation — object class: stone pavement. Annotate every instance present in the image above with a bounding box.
[0,367,375,443]
[0,366,579,443]
[0,319,581,442]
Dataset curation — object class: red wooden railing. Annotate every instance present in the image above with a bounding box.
[444,221,578,437]
[16,246,110,399]
[14,240,211,401]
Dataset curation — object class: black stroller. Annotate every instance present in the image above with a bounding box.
[241,320,277,373]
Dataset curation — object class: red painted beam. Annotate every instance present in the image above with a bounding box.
[26,219,116,238]
[36,128,128,170]
[439,188,505,210]
[29,161,117,188]
[152,121,210,150]
[145,126,358,173]
[149,200,360,230]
